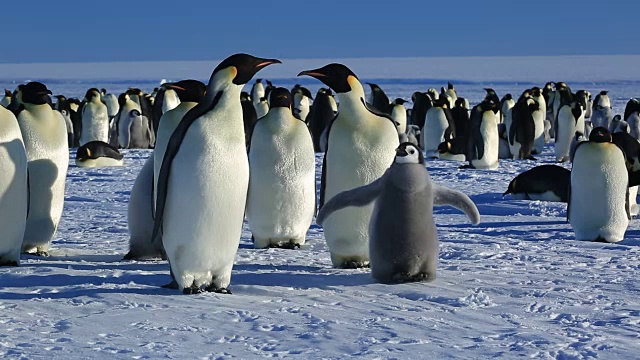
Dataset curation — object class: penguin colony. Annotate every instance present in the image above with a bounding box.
[1,54,639,294]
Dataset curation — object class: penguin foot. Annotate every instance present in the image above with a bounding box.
[122,251,136,260]
[32,251,50,257]
[391,272,429,283]
[0,260,18,267]
[459,164,474,169]
[161,280,179,289]
[593,236,609,243]
[205,285,232,295]
[340,261,370,269]
[271,241,301,250]
[183,284,204,295]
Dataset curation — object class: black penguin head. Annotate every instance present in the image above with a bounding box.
[165,79,207,103]
[84,88,101,102]
[211,53,281,86]
[454,97,467,109]
[298,63,358,94]
[434,97,449,108]
[501,93,513,101]
[503,178,519,197]
[448,81,455,90]
[589,126,612,143]
[19,82,52,105]
[393,98,408,105]
[437,140,451,154]
[269,87,292,109]
[129,109,142,118]
[3,89,11,97]
[395,142,424,164]
[531,87,542,97]
[240,91,251,102]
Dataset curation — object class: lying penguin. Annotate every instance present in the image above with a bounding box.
[316,142,480,283]
[75,141,124,168]
[503,165,570,202]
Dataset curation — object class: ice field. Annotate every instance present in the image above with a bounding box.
[1,59,639,359]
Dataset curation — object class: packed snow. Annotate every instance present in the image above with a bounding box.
[1,69,639,359]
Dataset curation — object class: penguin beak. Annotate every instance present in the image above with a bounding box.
[230,55,281,85]
[298,63,355,94]
[395,147,408,157]
[166,84,186,91]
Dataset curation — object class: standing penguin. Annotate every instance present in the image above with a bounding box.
[367,83,390,113]
[591,91,612,129]
[530,87,547,154]
[14,82,69,255]
[0,105,28,266]
[465,99,500,169]
[251,79,266,108]
[116,93,142,148]
[409,91,432,131]
[153,80,207,208]
[54,95,75,148]
[255,97,269,118]
[0,89,12,108]
[292,85,313,122]
[122,109,153,148]
[151,85,181,137]
[575,90,592,119]
[307,88,335,152]
[152,53,280,293]
[241,91,257,146]
[445,82,458,105]
[390,98,408,134]
[246,88,316,249]
[500,94,515,125]
[101,90,119,121]
[422,98,456,158]
[554,90,585,163]
[508,94,538,160]
[569,127,629,242]
[316,142,480,283]
[80,88,109,146]
[624,98,640,141]
[299,63,399,268]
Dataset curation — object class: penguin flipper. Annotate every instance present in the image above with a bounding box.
[316,176,385,226]
[432,184,480,225]
[472,126,484,160]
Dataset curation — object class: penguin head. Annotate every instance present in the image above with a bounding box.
[3,89,11,98]
[19,82,52,105]
[210,53,281,88]
[437,140,451,154]
[589,126,612,143]
[269,87,292,109]
[84,88,101,102]
[395,142,424,164]
[298,63,359,94]
[393,98,408,105]
[434,97,449,108]
[129,109,142,118]
[240,92,251,102]
[454,97,467,109]
[448,81,455,90]
[165,79,207,103]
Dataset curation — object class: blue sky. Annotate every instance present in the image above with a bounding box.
[3,0,637,64]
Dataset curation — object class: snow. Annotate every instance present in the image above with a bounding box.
[1,70,640,359]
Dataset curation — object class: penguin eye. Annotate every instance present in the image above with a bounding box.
[409,149,415,155]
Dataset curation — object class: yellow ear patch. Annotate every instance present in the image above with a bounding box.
[86,148,91,157]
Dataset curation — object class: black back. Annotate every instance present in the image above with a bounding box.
[308,90,335,152]
[503,165,570,202]
[367,83,391,114]
[76,141,123,160]
[410,92,432,129]
[624,98,640,122]
[509,97,538,159]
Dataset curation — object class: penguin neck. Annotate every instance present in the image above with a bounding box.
[336,80,367,117]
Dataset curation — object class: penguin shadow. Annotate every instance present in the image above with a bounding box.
[232,264,373,290]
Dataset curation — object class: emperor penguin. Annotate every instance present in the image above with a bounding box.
[75,141,123,168]
[508,93,538,160]
[452,98,470,140]
[500,94,515,125]
[624,98,640,141]
[530,87,547,154]
[14,82,69,255]
[307,88,335,152]
[569,127,629,243]
[1,89,13,108]
[124,156,166,260]
[554,89,585,162]
[390,98,408,134]
[101,90,119,120]
[591,91,612,129]
[80,88,109,145]
[367,83,390,113]
[465,99,500,169]
[54,95,75,148]
[298,63,399,268]
[151,85,181,136]
[0,105,28,266]
[152,53,281,293]
[122,109,153,148]
[503,165,570,202]
[153,80,207,209]
[116,93,142,148]
[575,90,592,119]
[409,91,432,130]
[422,97,456,158]
[445,82,458,105]
[427,88,439,101]
[255,97,269,119]
[246,88,316,249]
[241,91,257,146]
[292,85,313,122]
[251,79,266,107]
[316,142,480,283]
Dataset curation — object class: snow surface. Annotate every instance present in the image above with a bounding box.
[1,76,640,359]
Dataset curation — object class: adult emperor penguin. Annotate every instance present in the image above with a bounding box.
[390,98,408,134]
[554,89,585,162]
[1,89,13,108]
[575,90,592,119]
[246,87,316,249]
[152,53,281,293]
[54,95,75,148]
[444,82,457,105]
[422,97,456,158]
[116,93,142,148]
[316,142,480,283]
[569,127,629,242]
[500,94,515,125]
[241,91,257,146]
[307,88,335,152]
[14,82,69,255]
[409,91,432,130]
[530,87,547,154]
[251,79,266,107]
[465,99,500,169]
[255,96,269,118]
[153,79,207,209]
[151,85,181,136]
[75,141,124,167]
[508,94,538,160]
[0,105,28,266]
[101,90,119,120]
[298,63,399,268]
[80,88,109,145]
[503,165,570,202]
[292,85,313,122]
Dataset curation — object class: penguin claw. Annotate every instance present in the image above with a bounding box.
[341,261,370,269]
[207,287,232,295]
[32,251,50,257]
[270,241,301,250]
[183,285,204,295]
[161,280,179,289]
[391,272,430,283]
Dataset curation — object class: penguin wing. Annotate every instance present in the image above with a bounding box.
[432,184,480,225]
[319,115,339,207]
[443,108,456,139]
[151,91,223,244]
[316,176,385,226]
[471,124,484,160]
[361,98,399,128]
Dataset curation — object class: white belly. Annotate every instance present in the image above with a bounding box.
[17,105,69,252]
[532,110,545,154]
[81,103,109,145]
[570,144,629,242]
[0,108,28,263]
[391,106,407,134]
[118,102,142,148]
[322,115,398,264]
[127,156,160,258]
[422,107,449,156]
[629,186,639,216]
[246,114,316,248]
[555,106,578,162]
[471,112,499,169]
[162,113,248,290]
